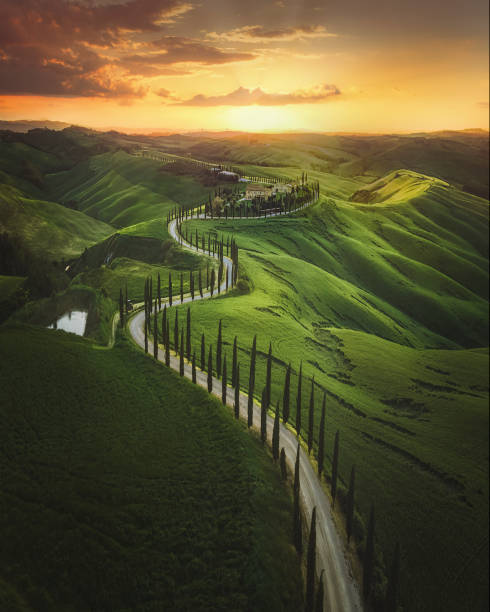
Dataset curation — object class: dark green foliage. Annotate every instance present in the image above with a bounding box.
[305,507,317,612]
[317,393,326,476]
[293,443,302,554]
[280,448,287,480]
[283,363,291,424]
[295,362,302,437]
[216,319,222,378]
[180,273,184,304]
[363,506,376,601]
[157,272,161,309]
[248,335,257,428]
[315,571,324,612]
[385,542,401,612]
[173,310,179,353]
[261,387,267,444]
[192,352,196,384]
[190,270,194,300]
[308,377,315,453]
[235,364,240,419]
[198,268,203,298]
[232,335,238,387]
[331,431,340,505]
[153,300,158,360]
[144,309,148,353]
[165,320,170,366]
[222,354,227,405]
[207,345,213,392]
[162,304,167,345]
[200,332,205,371]
[347,466,356,543]
[186,308,191,360]
[265,342,272,410]
[179,330,184,376]
[168,272,172,307]
[210,268,216,296]
[272,399,280,461]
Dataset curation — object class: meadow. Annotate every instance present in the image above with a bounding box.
[174,170,489,611]
[0,324,303,612]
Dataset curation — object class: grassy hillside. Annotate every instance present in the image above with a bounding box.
[46,151,222,229]
[0,183,113,260]
[174,172,489,611]
[0,325,303,611]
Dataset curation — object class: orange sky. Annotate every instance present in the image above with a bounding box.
[0,0,488,133]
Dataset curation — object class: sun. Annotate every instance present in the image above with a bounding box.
[224,105,297,132]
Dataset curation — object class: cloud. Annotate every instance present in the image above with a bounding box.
[0,0,256,97]
[206,24,336,43]
[175,84,341,106]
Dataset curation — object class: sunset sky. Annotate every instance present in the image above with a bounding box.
[0,0,488,133]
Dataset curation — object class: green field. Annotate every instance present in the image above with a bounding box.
[174,170,489,611]
[0,325,303,611]
[0,125,488,611]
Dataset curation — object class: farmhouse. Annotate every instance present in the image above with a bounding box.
[245,183,273,199]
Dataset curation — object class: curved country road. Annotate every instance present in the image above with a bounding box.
[128,201,362,612]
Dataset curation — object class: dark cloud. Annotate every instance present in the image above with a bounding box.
[0,0,255,97]
[175,84,341,106]
[207,24,335,42]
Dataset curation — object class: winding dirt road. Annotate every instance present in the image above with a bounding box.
[128,202,362,612]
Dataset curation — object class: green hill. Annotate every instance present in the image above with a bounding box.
[176,171,489,612]
[0,325,303,611]
[46,151,222,229]
[0,183,113,260]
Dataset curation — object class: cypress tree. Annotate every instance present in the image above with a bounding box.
[207,345,213,392]
[165,320,170,366]
[260,387,267,444]
[190,270,194,300]
[168,273,173,307]
[283,363,291,424]
[315,570,325,612]
[272,398,280,460]
[180,273,184,304]
[265,342,272,410]
[162,304,167,346]
[222,354,227,404]
[318,392,326,476]
[385,542,400,612]
[293,443,302,554]
[119,288,124,327]
[153,300,158,359]
[179,330,184,376]
[295,361,303,437]
[234,364,240,419]
[210,268,216,296]
[363,506,376,601]
[247,335,257,428]
[157,272,161,309]
[144,306,148,354]
[199,334,205,371]
[346,466,356,543]
[174,311,179,354]
[186,308,191,360]
[331,431,340,505]
[198,268,203,298]
[308,377,315,453]
[280,448,287,480]
[192,353,197,383]
[231,336,238,387]
[305,507,317,612]
[216,320,222,377]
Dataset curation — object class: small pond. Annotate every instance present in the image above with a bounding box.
[48,310,88,336]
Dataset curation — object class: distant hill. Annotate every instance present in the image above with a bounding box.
[0,119,74,132]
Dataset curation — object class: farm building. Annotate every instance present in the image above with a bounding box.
[245,183,273,199]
